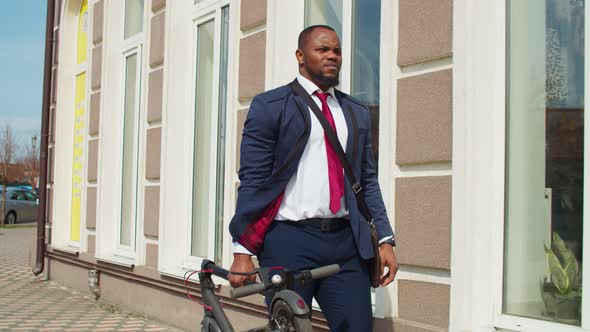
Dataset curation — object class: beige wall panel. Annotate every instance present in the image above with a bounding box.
[100,274,268,331]
[145,127,161,180]
[241,0,267,30]
[53,29,59,66]
[49,259,91,295]
[49,107,56,144]
[92,0,104,45]
[86,186,97,229]
[87,139,98,182]
[238,31,266,100]
[145,243,158,268]
[91,45,102,90]
[235,108,248,170]
[89,92,100,135]
[87,234,96,255]
[398,0,452,66]
[149,12,166,68]
[398,280,450,328]
[393,319,447,332]
[46,187,53,224]
[48,146,54,184]
[395,176,451,270]
[152,0,166,12]
[147,69,163,123]
[373,318,394,331]
[51,68,57,106]
[54,0,61,27]
[397,70,452,165]
[143,185,160,237]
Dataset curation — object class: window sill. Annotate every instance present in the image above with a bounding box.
[51,245,80,256]
[95,254,135,269]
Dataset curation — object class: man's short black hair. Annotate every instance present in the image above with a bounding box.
[298,25,336,49]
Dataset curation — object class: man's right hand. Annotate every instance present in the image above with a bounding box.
[229,253,257,287]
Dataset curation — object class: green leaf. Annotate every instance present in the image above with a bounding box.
[563,257,578,294]
[552,232,575,267]
[547,248,569,294]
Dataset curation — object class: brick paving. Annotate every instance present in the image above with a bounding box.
[0,226,182,331]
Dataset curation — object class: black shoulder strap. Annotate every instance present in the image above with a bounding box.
[288,80,374,224]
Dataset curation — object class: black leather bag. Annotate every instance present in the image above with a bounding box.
[289,81,381,288]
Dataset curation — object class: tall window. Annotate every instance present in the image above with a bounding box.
[190,5,230,261]
[70,0,89,244]
[119,0,144,254]
[504,0,584,326]
[304,0,381,165]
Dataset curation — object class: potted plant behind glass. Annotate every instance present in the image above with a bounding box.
[541,232,582,324]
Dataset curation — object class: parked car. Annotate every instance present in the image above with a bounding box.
[0,187,39,224]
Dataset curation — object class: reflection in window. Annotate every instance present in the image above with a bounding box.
[120,52,140,248]
[304,0,381,166]
[351,0,380,165]
[214,6,230,262]
[192,20,215,258]
[504,0,584,325]
[304,0,343,38]
[124,0,144,39]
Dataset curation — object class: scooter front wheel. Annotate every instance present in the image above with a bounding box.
[268,299,312,332]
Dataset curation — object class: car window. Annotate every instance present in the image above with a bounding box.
[24,191,36,201]
[10,192,19,200]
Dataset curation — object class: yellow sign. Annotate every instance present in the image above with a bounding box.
[77,0,88,65]
[71,0,88,242]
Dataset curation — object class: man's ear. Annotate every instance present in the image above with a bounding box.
[295,49,304,65]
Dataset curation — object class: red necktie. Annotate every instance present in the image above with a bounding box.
[314,92,344,214]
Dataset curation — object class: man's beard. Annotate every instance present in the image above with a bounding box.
[311,71,340,89]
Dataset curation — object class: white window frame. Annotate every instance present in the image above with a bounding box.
[116,44,143,258]
[95,0,148,265]
[115,1,145,259]
[52,0,92,252]
[183,8,224,269]
[451,1,590,331]
[158,0,234,282]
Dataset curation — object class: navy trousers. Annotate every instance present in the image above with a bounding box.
[258,221,373,331]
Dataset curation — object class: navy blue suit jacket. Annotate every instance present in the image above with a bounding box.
[229,80,394,260]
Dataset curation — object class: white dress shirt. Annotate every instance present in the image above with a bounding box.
[275,75,349,221]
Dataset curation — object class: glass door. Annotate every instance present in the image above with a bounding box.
[504,0,586,328]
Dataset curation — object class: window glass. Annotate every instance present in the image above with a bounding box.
[214,6,230,262]
[24,192,35,201]
[304,0,382,168]
[351,0,380,165]
[191,19,215,258]
[124,0,144,39]
[120,52,139,248]
[304,0,343,37]
[504,0,584,325]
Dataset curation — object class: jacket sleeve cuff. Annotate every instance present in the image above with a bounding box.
[379,235,396,247]
[233,242,255,255]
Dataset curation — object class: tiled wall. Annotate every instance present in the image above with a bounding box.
[143,0,167,269]
[47,0,61,241]
[394,0,453,331]
[85,0,104,254]
[235,0,267,189]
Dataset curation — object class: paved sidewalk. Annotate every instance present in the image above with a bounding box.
[0,226,182,331]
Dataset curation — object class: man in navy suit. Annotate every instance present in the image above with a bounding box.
[229,25,398,330]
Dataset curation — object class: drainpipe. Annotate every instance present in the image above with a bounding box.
[33,0,56,276]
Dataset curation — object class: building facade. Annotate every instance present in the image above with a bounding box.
[41,0,588,331]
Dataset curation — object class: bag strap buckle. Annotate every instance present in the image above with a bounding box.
[352,182,362,194]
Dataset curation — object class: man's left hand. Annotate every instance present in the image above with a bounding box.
[379,243,398,287]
